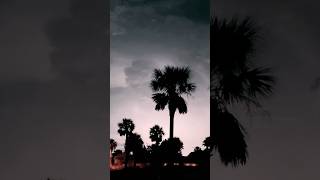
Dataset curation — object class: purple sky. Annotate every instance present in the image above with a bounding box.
[110,0,210,155]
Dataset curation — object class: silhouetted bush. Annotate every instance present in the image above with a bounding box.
[159,137,184,164]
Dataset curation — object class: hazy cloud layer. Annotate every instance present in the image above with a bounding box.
[0,0,108,180]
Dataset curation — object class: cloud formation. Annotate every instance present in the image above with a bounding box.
[0,0,108,179]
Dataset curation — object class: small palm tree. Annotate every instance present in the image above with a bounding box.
[117,118,135,168]
[211,16,275,166]
[149,125,165,146]
[194,146,202,152]
[126,133,145,167]
[110,138,117,165]
[110,138,117,153]
[203,136,213,152]
[150,66,196,139]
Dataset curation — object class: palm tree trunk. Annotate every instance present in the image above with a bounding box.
[168,106,176,167]
[169,109,175,139]
[125,134,128,168]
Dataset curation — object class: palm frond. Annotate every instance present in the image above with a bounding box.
[151,66,196,95]
[211,16,275,168]
[211,16,259,75]
[242,67,275,98]
[175,96,187,114]
[179,82,196,95]
[152,93,169,111]
[175,66,191,82]
[219,72,246,104]
[212,110,248,167]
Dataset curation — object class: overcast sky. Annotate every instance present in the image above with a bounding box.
[0,0,108,180]
[212,0,320,179]
[110,0,210,155]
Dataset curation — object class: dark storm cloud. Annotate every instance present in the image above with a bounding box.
[0,0,69,83]
[0,0,107,180]
[311,77,320,90]
[112,0,209,23]
[110,0,210,82]
[110,0,210,90]
[212,0,320,179]
[46,0,107,83]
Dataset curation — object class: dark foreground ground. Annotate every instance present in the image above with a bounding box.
[111,166,210,180]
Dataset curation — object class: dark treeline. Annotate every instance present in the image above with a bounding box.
[110,66,211,169]
[111,119,211,168]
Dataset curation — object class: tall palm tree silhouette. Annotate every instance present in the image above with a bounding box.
[211,16,275,166]
[117,118,135,168]
[149,125,165,146]
[150,66,196,139]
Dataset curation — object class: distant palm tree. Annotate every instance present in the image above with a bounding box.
[211,16,275,166]
[150,66,196,139]
[149,125,165,146]
[118,118,135,168]
[110,138,117,165]
[194,146,202,152]
[203,136,213,152]
[110,138,117,153]
[126,133,145,167]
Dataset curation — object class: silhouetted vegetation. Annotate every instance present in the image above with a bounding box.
[111,166,209,180]
[149,125,164,146]
[203,136,213,152]
[110,138,117,165]
[126,133,146,167]
[150,66,196,139]
[110,15,276,179]
[111,66,207,179]
[111,20,273,173]
[113,149,123,156]
[210,16,275,166]
[159,137,184,165]
[186,146,210,166]
[118,118,135,168]
[148,125,165,167]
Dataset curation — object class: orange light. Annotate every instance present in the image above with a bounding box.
[183,163,198,167]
